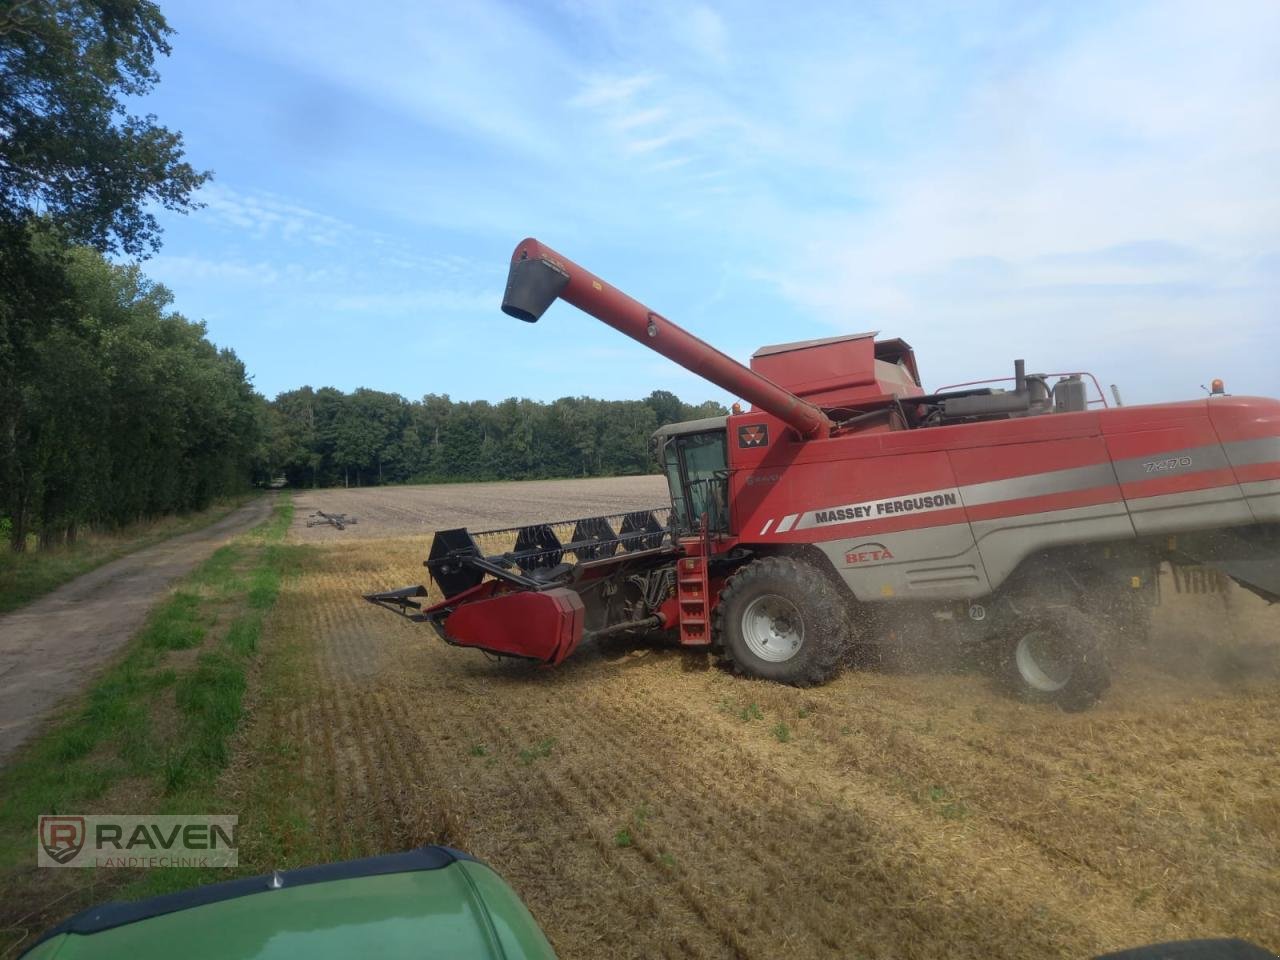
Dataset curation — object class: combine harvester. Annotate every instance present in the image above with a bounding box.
[368,239,1279,710]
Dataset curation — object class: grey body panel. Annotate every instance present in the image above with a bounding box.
[1241,478,1280,523]
[1124,486,1254,536]
[968,501,1135,587]
[815,522,992,601]
[802,438,1273,601]
[1223,438,1280,523]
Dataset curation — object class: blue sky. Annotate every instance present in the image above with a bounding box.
[139,0,1279,407]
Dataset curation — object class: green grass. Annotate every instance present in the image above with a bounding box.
[717,697,764,722]
[772,722,792,743]
[0,495,294,869]
[518,738,557,765]
[0,494,260,615]
[613,828,633,848]
[106,520,342,906]
[921,784,970,821]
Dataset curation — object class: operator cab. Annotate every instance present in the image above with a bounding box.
[653,417,729,534]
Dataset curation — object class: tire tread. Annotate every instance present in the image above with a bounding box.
[713,555,848,687]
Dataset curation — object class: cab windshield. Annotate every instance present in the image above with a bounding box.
[662,430,728,532]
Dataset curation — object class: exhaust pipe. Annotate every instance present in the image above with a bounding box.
[501,238,832,439]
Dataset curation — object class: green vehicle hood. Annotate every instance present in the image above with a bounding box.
[22,847,556,960]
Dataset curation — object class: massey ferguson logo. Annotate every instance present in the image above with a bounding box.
[797,489,962,531]
[40,816,86,864]
[844,543,895,565]
[738,424,769,448]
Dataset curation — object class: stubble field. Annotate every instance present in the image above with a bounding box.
[246,478,1280,959]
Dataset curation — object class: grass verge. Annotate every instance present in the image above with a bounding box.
[0,494,261,615]
[0,494,299,954]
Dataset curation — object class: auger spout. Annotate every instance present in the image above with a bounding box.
[501,237,832,439]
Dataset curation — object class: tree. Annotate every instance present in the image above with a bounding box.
[643,390,685,427]
[332,389,410,485]
[0,0,209,255]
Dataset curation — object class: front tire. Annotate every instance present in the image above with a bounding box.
[994,608,1111,711]
[714,556,850,686]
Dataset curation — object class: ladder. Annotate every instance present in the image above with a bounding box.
[676,516,712,645]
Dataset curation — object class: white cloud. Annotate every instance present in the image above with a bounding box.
[197,0,576,163]
[745,0,1280,400]
[197,184,352,246]
[684,6,728,66]
[570,73,656,109]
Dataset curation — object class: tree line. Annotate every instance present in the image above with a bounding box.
[2,0,227,550]
[1,228,264,550]
[266,388,726,488]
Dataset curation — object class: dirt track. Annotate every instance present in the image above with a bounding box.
[251,481,1280,959]
[0,495,274,765]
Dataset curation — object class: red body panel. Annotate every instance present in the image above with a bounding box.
[750,333,924,407]
[725,397,1280,547]
[439,587,585,664]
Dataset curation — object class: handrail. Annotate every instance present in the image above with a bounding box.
[933,372,1110,408]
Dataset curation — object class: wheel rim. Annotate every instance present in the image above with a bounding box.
[1014,630,1073,692]
[741,594,805,663]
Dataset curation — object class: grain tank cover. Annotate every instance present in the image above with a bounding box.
[750,332,923,408]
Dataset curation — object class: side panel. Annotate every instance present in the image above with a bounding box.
[1207,396,1280,524]
[813,522,989,601]
[949,435,1134,590]
[1101,406,1252,536]
[442,588,584,663]
[731,433,988,600]
[726,398,1280,602]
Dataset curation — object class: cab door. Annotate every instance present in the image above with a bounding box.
[663,430,730,533]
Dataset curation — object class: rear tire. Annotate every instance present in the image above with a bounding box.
[714,556,849,686]
[994,608,1110,712]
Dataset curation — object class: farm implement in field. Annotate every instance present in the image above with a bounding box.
[367,238,1280,710]
[307,511,358,531]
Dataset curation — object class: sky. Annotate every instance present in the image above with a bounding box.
[137,0,1279,408]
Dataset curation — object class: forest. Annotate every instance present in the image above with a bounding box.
[1,227,264,550]
[266,388,726,489]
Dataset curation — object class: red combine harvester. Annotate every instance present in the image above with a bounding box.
[368,238,1280,709]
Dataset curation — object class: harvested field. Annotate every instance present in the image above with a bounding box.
[289,476,669,542]
[249,480,1280,959]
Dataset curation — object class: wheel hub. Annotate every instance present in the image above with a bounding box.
[742,594,805,662]
[1014,630,1073,692]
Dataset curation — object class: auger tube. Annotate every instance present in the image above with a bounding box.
[501,237,832,439]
